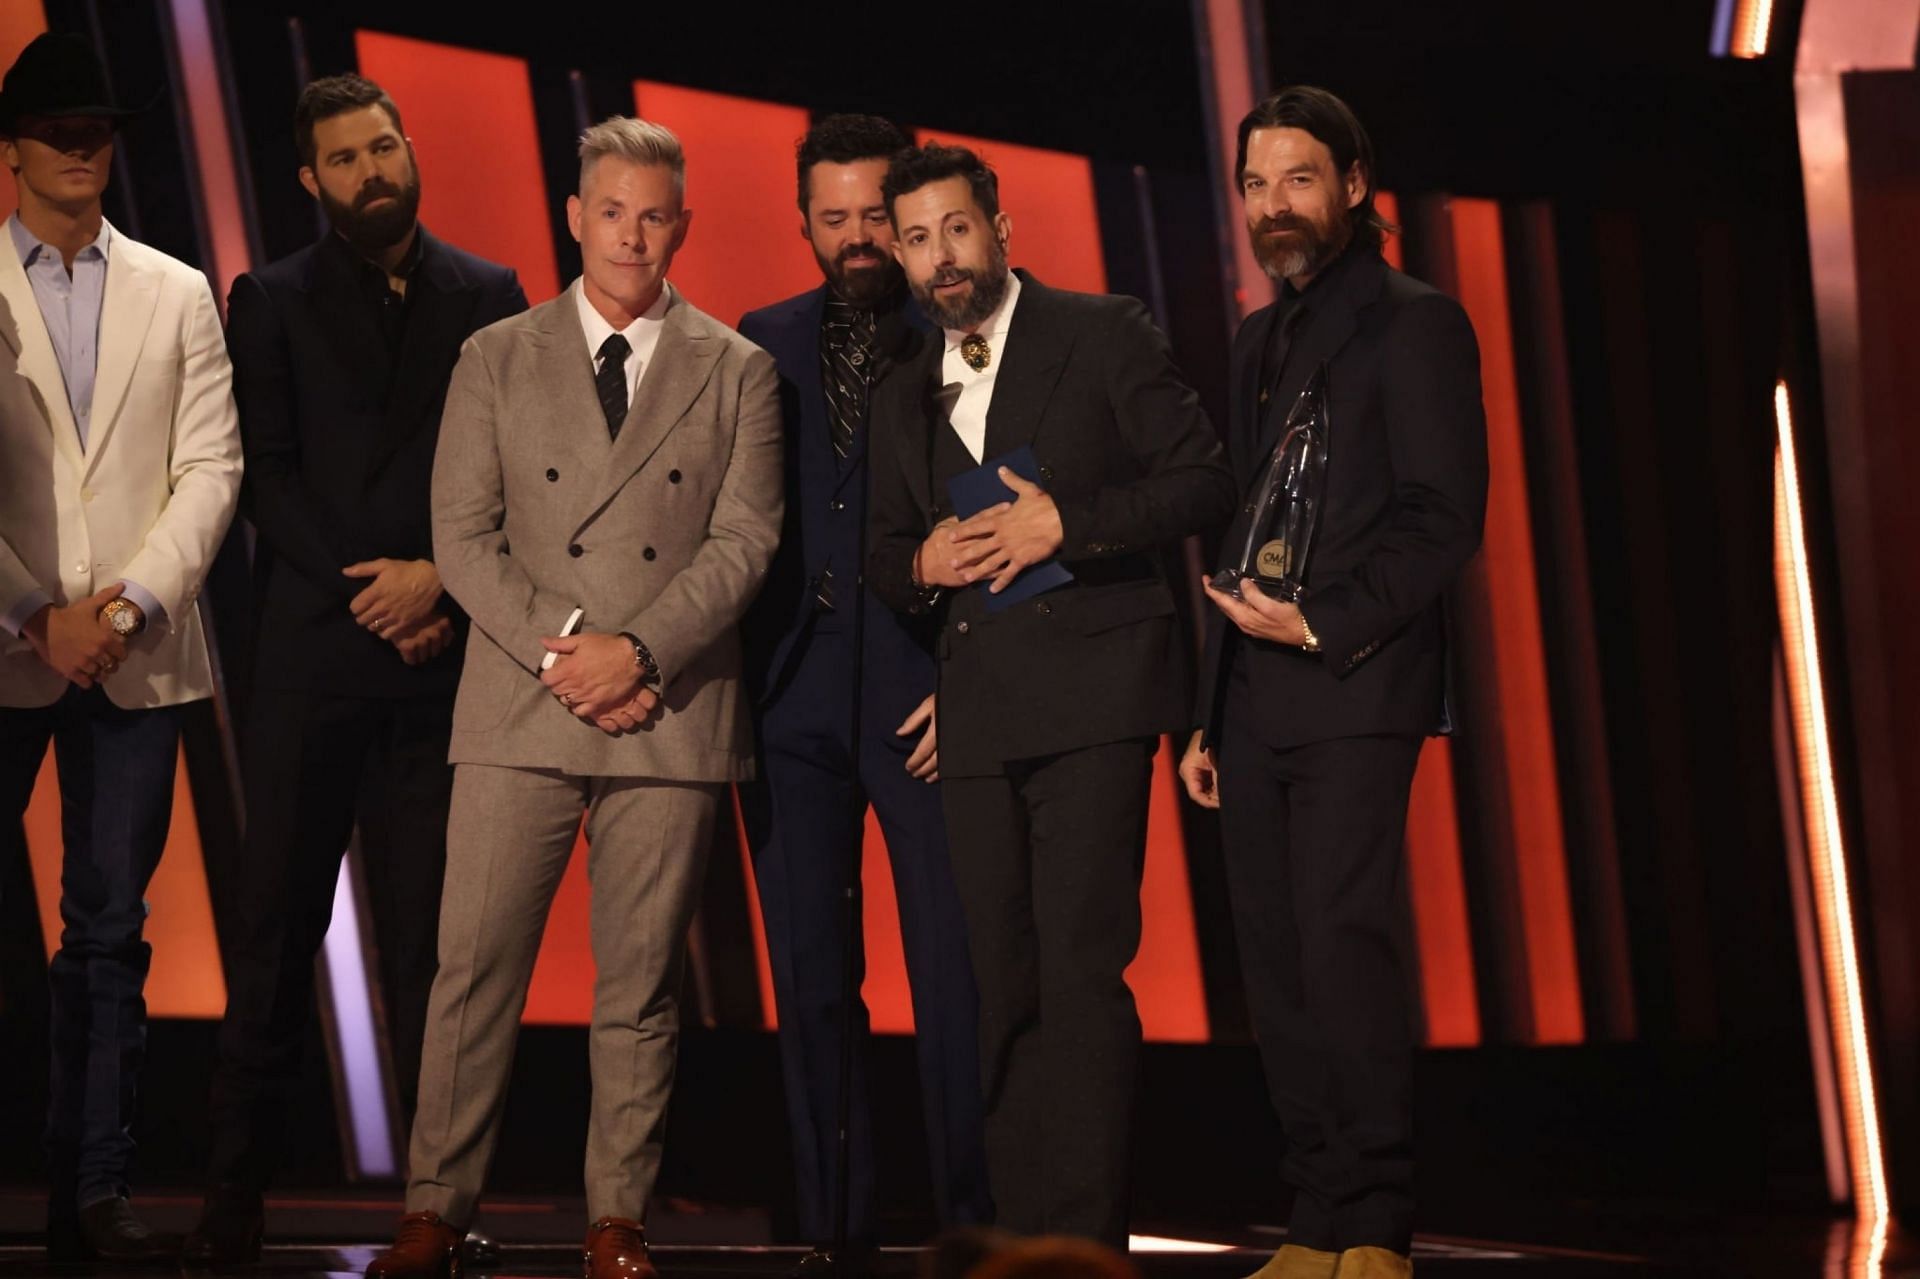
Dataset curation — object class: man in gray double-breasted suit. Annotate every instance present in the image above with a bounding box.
[368,117,781,1279]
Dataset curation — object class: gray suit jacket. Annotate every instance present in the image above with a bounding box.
[432,281,782,781]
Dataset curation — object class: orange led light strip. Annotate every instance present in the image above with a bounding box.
[1773,379,1888,1231]
[1732,0,1775,57]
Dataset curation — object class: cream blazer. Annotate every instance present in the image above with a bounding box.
[0,221,242,709]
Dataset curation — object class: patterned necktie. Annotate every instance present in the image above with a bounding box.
[821,296,875,461]
[596,332,631,441]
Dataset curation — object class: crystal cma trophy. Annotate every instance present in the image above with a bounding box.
[1212,363,1329,602]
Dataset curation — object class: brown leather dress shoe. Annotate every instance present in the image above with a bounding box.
[1243,1243,1339,1279]
[367,1211,464,1279]
[583,1217,657,1279]
[1333,1245,1412,1278]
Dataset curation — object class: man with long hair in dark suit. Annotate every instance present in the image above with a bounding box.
[1180,86,1489,1279]
[187,73,526,1264]
[867,143,1235,1248]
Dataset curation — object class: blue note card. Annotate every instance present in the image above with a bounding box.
[945,446,1075,613]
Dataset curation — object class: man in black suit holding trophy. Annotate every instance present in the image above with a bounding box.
[1179,87,1488,1279]
[866,143,1233,1248]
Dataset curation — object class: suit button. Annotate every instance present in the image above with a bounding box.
[669,469,682,484]
[546,468,559,482]
[569,544,583,558]
[829,499,845,512]
[81,487,94,502]
[956,621,970,635]
[1036,601,1052,616]
[1040,465,1055,482]
[643,547,656,561]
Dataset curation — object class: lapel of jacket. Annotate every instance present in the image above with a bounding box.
[524,281,614,498]
[886,332,944,520]
[1234,302,1281,485]
[1251,251,1387,468]
[577,284,721,527]
[367,228,480,475]
[981,271,1073,462]
[0,231,85,472]
[83,222,164,480]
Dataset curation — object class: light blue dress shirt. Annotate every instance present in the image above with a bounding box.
[1,215,165,639]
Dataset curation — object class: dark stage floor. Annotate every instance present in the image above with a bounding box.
[0,1192,1916,1278]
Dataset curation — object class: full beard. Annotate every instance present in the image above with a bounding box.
[322,172,423,258]
[912,235,1011,332]
[819,242,903,308]
[1249,210,1351,281]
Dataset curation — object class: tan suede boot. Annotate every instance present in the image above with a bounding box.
[1331,1245,1412,1277]
[1242,1243,1341,1279]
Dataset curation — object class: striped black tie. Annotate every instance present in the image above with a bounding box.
[596,332,630,441]
[820,297,874,461]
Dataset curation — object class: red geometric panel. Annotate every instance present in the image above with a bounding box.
[630,82,820,329]
[0,1,46,220]
[1448,197,1584,1045]
[354,31,560,303]
[1405,738,1480,1046]
[912,129,1108,295]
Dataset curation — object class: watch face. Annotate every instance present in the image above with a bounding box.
[108,603,137,635]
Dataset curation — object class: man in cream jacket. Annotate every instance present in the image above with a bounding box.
[0,33,241,1264]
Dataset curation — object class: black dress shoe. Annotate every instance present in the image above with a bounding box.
[182,1184,265,1266]
[47,1196,181,1264]
[461,1229,500,1270]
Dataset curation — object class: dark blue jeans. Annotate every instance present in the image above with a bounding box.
[0,685,182,1208]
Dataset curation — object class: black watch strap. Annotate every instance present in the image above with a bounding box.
[619,631,660,686]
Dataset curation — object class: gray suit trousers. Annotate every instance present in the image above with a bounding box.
[405,762,720,1225]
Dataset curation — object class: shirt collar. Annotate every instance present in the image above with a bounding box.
[326,226,424,291]
[942,269,1022,353]
[10,214,111,270]
[575,279,672,354]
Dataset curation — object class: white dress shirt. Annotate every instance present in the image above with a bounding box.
[575,279,671,407]
[939,272,1023,463]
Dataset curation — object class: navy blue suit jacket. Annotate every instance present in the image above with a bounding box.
[738,285,938,732]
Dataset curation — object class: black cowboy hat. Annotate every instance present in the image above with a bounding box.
[0,33,147,134]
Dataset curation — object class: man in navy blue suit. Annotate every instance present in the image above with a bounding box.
[737,114,990,1266]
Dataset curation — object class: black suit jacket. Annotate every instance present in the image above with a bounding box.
[227,227,527,698]
[1196,247,1488,749]
[737,284,936,725]
[868,272,1236,776]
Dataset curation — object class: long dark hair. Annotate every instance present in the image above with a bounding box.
[1234,86,1393,252]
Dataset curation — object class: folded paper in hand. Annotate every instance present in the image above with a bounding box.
[945,445,1074,613]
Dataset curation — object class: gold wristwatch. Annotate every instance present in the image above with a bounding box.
[101,597,146,637]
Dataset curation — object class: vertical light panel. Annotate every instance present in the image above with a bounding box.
[1448,197,1584,1045]
[25,746,226,1016]
[630,82,818,330]
[1194,0,1272,319]
[354,31,560,302]
[165,0,253,306]
[1774,381,1889,1230]
[1405,739,1480,1047]
[319,857,398,1177]
[1732,0,1778,57]
[912,129,1108,295]
[1127,741,1210,1042]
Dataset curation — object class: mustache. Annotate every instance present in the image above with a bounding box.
[929,268,973,287]
[354,178,407,210]
[1253,214,1311,235]
[836,244,886,265]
